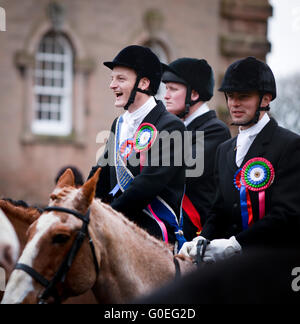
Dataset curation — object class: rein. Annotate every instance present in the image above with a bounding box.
[15,206,99,304]
[194,239,209,268]
[173,239,209,281]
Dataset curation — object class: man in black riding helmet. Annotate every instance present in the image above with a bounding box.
[180,57,300,262]
[162,58,231,241]
[88,45,187,249]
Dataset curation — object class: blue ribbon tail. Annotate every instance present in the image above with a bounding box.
[175,233,187,251]
[150,198,187,248]
[110,184,120,197]
[240,184,249,230]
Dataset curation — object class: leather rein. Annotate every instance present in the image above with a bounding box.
[15,206,99,304]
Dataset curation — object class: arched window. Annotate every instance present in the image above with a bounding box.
[32,32,73,136]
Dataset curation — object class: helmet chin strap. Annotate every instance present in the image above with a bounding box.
[123,76,153,111]
[227,94,270,127]
[176,86,200,119]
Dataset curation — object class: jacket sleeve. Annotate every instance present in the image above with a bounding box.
[111,120,186,215]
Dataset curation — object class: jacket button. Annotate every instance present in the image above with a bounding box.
[233,203,238,208]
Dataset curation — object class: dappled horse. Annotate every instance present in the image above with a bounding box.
[2,169,194,304]
[0,198,96,304]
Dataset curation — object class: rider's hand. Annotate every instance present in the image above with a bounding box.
[203,236,242,263]
[179,236,207,260]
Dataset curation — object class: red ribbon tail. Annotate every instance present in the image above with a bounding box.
[259,191,265,220]
[246,189,254,227]
[182,194,202,235]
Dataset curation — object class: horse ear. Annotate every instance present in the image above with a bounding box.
[56,168,75,188]
[78,168,101,210]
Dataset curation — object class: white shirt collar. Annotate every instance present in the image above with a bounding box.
[184,102,210,126]
[119,96,156,145]
[123,96,156,125]
[238,113,270,137]
[235,113,271,167]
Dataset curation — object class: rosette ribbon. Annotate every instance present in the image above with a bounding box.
[119,139,134,162]
[241,157,275,220]
[234,157,275,230]
[133,123,158,168]
[234,168,254,230]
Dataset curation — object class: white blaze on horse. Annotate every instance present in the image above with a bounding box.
[2,169,194,304]
[0,209,20,275]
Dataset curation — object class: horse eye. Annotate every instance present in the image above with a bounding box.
[52,234,70,244]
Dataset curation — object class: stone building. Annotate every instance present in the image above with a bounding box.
[0,0,272,205]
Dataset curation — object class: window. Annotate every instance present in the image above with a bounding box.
[32,32,73,136]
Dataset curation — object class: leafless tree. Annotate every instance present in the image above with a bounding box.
[270,73,300,134]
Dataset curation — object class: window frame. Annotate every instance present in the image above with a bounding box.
[32,33,73,136]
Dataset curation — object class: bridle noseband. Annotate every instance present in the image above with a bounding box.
[15,206,99,304]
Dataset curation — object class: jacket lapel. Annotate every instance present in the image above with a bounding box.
[226,138,238,172]
[141,100,166,126]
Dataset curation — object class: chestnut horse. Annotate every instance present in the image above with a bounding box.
[2,169,194,304]
[0,199,96,304]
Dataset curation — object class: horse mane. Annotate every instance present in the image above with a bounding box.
[93,199,174,256]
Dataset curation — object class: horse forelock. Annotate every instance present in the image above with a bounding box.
[50,186,78,203]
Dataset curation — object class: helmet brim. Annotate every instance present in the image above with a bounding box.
[103,61,136,71]
[162,71,188,85]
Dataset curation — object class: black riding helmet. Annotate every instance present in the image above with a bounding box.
[162,58,214,118]
[104,45,162,110]
[219,56,276,126]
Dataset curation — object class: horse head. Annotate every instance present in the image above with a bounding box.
[2,168,101,304]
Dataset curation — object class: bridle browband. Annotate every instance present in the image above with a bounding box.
[15,206,99,304]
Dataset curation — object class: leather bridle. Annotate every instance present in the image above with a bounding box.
[15,206,99,304]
